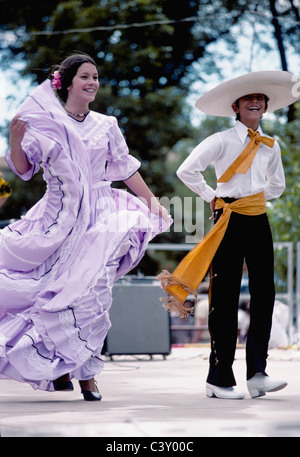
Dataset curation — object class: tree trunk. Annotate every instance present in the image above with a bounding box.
[269,0,295,121]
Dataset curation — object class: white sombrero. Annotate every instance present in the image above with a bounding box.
[195,71,299,117]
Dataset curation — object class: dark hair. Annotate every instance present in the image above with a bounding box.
[233,94,269,121]
[51,53,97,102]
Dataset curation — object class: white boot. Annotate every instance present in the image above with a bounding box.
[247,373,287,398]
[206,383,245,399]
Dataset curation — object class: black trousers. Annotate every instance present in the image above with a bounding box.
[207,207,275,387]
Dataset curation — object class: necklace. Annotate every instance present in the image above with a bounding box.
[65,108,90,118]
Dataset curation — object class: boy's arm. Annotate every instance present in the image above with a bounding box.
[264,141,286,200]
[177,134,221,203]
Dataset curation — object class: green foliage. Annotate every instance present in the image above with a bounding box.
[262,105,300,246]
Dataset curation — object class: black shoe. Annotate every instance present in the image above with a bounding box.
[53,380,74,391]
[79,381,102,401]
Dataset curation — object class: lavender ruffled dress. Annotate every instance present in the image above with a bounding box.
[0,80,171,391]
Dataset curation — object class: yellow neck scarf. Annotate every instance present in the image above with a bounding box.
[218,129,275,183]
[157,192,266,317]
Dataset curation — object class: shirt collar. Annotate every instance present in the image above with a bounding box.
[234,120,263,144]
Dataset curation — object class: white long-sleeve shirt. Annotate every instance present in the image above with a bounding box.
[177,120,285,203]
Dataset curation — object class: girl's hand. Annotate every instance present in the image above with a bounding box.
[124,172,170,222]
[9,115,31,175]
[157,203,170,222]
[9,115,27,147]
[147,197,170,222]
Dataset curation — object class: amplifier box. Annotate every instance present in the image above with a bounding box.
[104,279,171,358]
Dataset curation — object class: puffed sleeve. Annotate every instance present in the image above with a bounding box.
[6,132,42,181]
[105,117,140,181]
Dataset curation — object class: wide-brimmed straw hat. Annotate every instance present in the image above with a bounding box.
[195,70,299,117]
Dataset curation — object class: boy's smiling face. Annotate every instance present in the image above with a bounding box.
[231,93,268,129]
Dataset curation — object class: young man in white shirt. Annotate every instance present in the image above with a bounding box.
[176,71,298,399]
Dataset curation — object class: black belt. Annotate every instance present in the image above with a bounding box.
[221,197,239,203]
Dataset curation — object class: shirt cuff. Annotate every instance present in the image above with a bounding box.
[201,186,216,203]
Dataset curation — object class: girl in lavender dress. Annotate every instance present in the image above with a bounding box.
[0,53,171,401]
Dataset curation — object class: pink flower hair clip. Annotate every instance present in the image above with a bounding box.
[51,71,62,90]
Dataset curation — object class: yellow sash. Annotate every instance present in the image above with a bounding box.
[157,192,266,317]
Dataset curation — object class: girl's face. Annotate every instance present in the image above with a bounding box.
[67,62,99,105]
